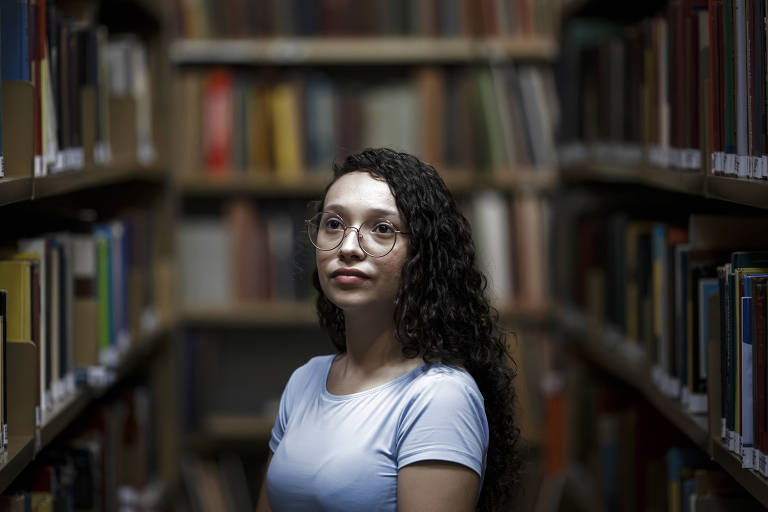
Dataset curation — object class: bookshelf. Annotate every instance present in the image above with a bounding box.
[0,0,181,507]
[554,0,768,509]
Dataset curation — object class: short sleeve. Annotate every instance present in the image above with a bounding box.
[269,374,293,453]
[396,371,489,477]
[268,356,327,453]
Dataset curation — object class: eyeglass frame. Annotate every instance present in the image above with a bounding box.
[305,211,410,258]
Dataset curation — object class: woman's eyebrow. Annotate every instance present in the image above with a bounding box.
[324,204,400,218]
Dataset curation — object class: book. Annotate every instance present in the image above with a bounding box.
[0,259,41,427]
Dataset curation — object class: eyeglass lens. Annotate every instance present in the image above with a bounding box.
[308,212,397,257]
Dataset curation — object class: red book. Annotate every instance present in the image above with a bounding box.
[202,69,234,177]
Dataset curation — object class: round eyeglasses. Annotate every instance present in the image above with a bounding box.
[306,212,409,258]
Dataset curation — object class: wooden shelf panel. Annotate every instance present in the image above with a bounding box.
[0,437,36,494]
[182,300,553,327]
[560,161,768,210]
[39,391,91,448]
[33,161,167,199]
[177,168,559,197]
[0,177,33,207]
[706,176,768,209]
[170,37,558,65]
[712,441,768,509]
[0,164,166,205]
[177,172,332,197]
[558,307,709,450]
[561,163,706,196]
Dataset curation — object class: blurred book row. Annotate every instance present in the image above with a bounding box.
[0,0,155,178]
[0,385,161,512]
[558,211,768,472]
[174,0,559,39]
[178,194,551,310]
[554,366,765,511]
[0,210,169,453]
[173,65,557,182]
[558,2,712,174]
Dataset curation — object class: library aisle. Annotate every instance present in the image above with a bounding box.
[4,0,768,511]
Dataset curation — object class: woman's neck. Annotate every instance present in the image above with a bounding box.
[342,310,404,373]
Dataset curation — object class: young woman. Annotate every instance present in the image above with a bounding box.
[257,148,520,511]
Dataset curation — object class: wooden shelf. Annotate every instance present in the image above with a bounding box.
[560,161,768,210]
[0,163,167,205]
[0,436,35,494]
[182,300,553,328]
[177,167,559,198]
[496,300,554,326]
[561,162,706,196]
[705,175,768,209]
[712,441,768,509]
[557,307,710,450]
[33,161,167,199]
[39,391,91,448]
[170,37,558,65]
[0,177,33,207]
[177,172,332,197]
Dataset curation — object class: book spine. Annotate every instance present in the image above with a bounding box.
[742,294,754,467]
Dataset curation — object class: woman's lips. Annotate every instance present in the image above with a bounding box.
[331,268,369,284]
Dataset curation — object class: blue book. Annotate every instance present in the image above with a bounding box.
[0,0,29,81]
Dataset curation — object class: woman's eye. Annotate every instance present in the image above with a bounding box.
[372,223,395,234]
[325,219,343,230]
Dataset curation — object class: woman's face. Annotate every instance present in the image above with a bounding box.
[316,171,409,312]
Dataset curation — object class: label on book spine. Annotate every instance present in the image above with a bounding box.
[728,430,735,451]
[737,155,750,177]
[715,152,726,174]
[742,446,754,468]
[33,155,43,177]
[761,156,768,178]
[736,433,742,454]
[35,406,41,428]
[762,453,768,477]
[725,153,737,175]
[3,424,7,447]
[722,419,727,440]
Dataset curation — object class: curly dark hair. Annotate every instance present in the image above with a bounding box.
[311,148,520,510]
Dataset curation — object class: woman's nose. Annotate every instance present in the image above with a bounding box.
[338,227,364,259]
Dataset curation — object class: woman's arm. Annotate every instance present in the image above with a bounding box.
[255,452,273,512]
[398,460,480,512]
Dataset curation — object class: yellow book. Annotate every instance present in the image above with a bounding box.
[30,492,53,512]
[270,81,303,180]
[246,83,272,174]
[0,261,32,342]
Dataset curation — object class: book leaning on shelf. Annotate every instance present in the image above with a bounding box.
[0,0,156,179]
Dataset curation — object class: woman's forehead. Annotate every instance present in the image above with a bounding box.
[324,172,399,214]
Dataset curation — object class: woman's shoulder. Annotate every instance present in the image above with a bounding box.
[285,354,336,388]
[408,362,484,403]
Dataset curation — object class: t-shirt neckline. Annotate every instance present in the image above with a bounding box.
[322,354,428,401]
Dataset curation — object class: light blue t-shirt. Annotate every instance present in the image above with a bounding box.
[266,354,489,511]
